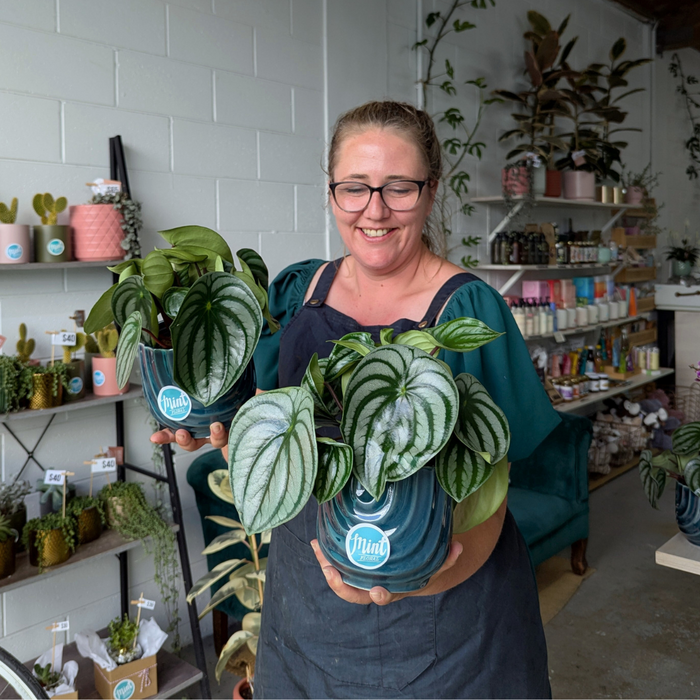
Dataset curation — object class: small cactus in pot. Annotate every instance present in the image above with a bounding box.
[16,323,36,365]
[33,192,71,262]
[92,324,126,396]
[0,197,30,264]
[33,193,67,225]
[0,198,18,224]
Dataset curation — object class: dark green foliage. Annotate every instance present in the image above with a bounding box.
[108,614,140,655]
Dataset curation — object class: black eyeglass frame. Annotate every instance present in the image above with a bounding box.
[328,179,431,212]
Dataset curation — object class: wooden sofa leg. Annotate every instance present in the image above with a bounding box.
[571,538,588,576]
[213,609,228,656]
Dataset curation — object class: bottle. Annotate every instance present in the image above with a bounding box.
[525,301,534,337]
[528,232,538,266]
[619,326,630,373]
[520,233,529,265]
[510,233,521,264]
[491,232,501,264]
[538,232,549,265]
[594,342,604,372]
[500,232,511,266]
[515,300,527,336]
[547,299,555,333]
[556,230,567,265]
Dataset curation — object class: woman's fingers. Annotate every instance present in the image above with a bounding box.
[209,422,228,449]
[310,539,372,605]
[149,428,211,452]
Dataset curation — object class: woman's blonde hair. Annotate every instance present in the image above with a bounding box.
[327,100,446,257]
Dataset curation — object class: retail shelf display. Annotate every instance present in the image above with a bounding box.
[1,259,125,271]
[522,313,649,342]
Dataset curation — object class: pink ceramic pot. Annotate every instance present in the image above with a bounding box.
[502,166,529,196]
[545,170,562,197]
[0,224,31,264]
[624,186,644,205]
[562,171,596,201]
[92,357,129,396]
[70,204,125,261]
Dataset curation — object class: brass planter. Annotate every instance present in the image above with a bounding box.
[77,506,102,544]
[28,528,71,568]
[30,374,63,410]
[0,537,16,580]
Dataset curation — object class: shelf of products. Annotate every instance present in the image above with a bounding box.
[477,263,615,273]
[589,454,645,492]
[0,259,125,271]
[522,313,648,341]
[655,533,700,577]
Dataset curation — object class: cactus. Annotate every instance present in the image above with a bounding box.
[85,334,99,354]
[62,332,86,363]
[33,192,67,225]
[0,198,18,224]
[96,324,118,358]
[16,324,35,363]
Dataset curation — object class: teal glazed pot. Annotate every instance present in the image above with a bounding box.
[676,482,700,546]
[317,466,453,593]
[139,344,256,439]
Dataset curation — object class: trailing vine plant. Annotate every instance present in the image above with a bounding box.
[413,0,501,268]
[90,191,143,259]
[669,52,700,180]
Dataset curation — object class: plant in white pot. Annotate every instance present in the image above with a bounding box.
[0,197,32,264]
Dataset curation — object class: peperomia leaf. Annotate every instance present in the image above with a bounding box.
[684,456,700,497]
[171,272,262,406]
[379,328,394,345]
[111,275,158,344]
[159,226,233,263]
[118,262,139,283]
[651,450,682,474]
[331,339,372,356]
[142,249,174,298]
[453,373,510,465]
[115,311,141,389]
[84,283,117,334]
[426,317,503,352]
[162,287,188,320]
[435,434,493,502]
[314,438,353,504]
[237,248,269,291]
[159,247,208,264]
[108,259,143,275]
[301,353,334,418]
[639,449,666,508]
[452,455,508,534]
[228,388,317,534]
[392,330,438,353]
[340,345,459,499]
[672,421,700,456]
[325,332,374,382]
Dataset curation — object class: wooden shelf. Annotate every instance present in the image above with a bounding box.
[523,314,649,341]
[615,266,656,283]
[0,260,124,271]
[472,195,633,210]
[612,232,657,249]
[656,533,700,576]
[636,296,656,313]
[628,327,657,347]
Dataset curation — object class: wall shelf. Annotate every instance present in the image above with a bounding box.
[0,259,124,271]
[522,314,649,342]
[615,266,657,283]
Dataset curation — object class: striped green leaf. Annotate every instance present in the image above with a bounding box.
[301,353,334,418]
[111,275,158,344]
[171,272,262,406]
[453,373,510,465]
[159,247,208,264]
[237,248,269,291]
[379,328,394,345]
[115,311,141,389]
[142,249,174,298]
[426,317,503,352]
[84,283,117,334]
[340,345,459,499]
[108,259,143,274]
[162,287,188,320]
[159,225,233,263]
[683,456,700,497]
[651,450,681,474]
[672,421,700,456]
[325,332,374,382]
[436,434,493,502]
[452,455,508,533]
[332,339,372,356]
[228,388,317,534]
[639,449,666,508]
[186,559,246,603]
[392,330,438,353]
[314,438,353,504]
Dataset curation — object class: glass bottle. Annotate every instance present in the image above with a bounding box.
[500,232,511,266]
[491,232,501,264]
[510,233,521,265]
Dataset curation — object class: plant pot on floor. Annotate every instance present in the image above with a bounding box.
[233,678,253,700]
[502,166,529,196]
[30,374,63,410]
[92,357,129,397]
[70,204,126,262]
[545,170,561,198]
[562,171,596,201]
[139,344,256,439]
[64,359,86,402]
[0,538,15,580]
[0,224,31,264]
[34,225,72,263]
[624,186,644,205]
[28,528,71,568]
[676,482,700,546]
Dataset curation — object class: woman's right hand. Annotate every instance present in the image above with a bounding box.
[150,422,230,460]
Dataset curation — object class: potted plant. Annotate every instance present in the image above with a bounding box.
[33,663,63,694]
[16,323,38,366]
[187,470,267,698]
[0,197,31,264]
[29,362,69,410]
[638,421,700,545]
[85,226,277,438]
[0,480,31,551]
[90,324,128,396]
[0,513,19,579]
[107,614,141,664]
[665,228,699,279]
[35,477,76,516]
[0,355,33,413]
[66,495,104,545]
[33,193,71,263]
[22,512,77,572]
[620,164,659,205]
[62,332,87,402]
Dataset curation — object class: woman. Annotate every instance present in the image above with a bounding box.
[154,101,560,698]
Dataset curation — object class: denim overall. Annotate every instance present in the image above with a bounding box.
[254,260,551,699]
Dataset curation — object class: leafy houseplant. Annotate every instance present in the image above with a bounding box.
[0,513,19,580]
[0,480,31,553]
[22,512,77,572]
[107,614,141,664]
[665,228,700,278]
[0,196,31,264]
[669,53,700,180]
[91,324,126,396]
[33,193,71,263]
[28,362,69,410]
[0,355,33,413]
[62,331,87,401]
[33,663,62,692]
[66,495,104,545]
[620,163,660,205]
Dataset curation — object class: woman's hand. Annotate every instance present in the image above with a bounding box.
[150,422,229,459]
[310,538,463,606]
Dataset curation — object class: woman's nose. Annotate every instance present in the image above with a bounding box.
[364,190,390,218]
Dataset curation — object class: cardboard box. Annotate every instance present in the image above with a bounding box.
[93,655,157,700]
[53,692,78,700]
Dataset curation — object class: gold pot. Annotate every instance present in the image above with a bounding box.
[0,537,16,580]
[77,506,102,544]
[29,374,63,410]
[28,528,70,568]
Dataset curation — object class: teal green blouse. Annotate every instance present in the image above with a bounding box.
[253,259,561,462]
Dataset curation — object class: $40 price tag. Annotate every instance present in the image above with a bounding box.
[91,458,117,473]
[44,470,66,486]
[51,332,77,346]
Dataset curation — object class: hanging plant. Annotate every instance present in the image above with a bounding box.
[90,192,143,260]
[669,53,700,181]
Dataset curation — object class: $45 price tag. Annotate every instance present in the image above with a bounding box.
[44,470,66,486]
[51,332,77,346]
[91,458,117,473]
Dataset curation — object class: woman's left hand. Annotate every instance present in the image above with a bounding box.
[310,538,463,605]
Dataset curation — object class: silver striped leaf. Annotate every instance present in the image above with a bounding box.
[171,272,262,406]
[228,388,317,534]
[683,456,700,497]
[672,421,700,456]
[115,311,142,390]
[162,287,188,320]
[314,437,353,504]
[452,455,508,534]
[426,317,503,352]
[453,373,510,465]
[325,332,374,382]
[340,345,459,499]
[110,275,158,344]
[435,434,493,502]
[392,330,438,354]
[639,449,666,508]
[651,450,681,474]
[236,248,269,291]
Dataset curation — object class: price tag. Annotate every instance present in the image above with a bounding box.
[137,598,156,610]
[44,470,66,486]
[571,149,586,167]
[554,331,566,343]
[47,621,70,632]
[92,458,117,473]
[51,332,77,346]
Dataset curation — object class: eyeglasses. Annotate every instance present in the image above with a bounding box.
[328,180,430,213]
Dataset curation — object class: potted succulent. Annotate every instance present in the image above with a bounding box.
[16,323,38,366]
[85,226,277,438]
[29,362,69,410]
[107,614,141,664]
[33,663,63,694]
[0,513,19,579]
[35,477,76,516]
[0,480,31,551]
[638,421,700,545]
[33,193,71,263]
[0,197,31,264]
[665,228,699,279]
[22,512,77,572]
[66,495,104,545]
[62,332,87,402]
[90,324,128,396]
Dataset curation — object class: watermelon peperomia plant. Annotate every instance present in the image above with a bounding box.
[84,226,277,406]
[228,319,512,535]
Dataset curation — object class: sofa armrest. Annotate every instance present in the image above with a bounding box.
[509,412,592,503]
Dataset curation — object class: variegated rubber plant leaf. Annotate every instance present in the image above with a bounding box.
[672,421,700,456]
[453,373,510,465]
[115,311,142,389]
[111,275,158,345]
[228,387,317,534]
[325,332,375,382]
[171,272,262,406]
[683,456,700,497]
[186,559,246,603]
[340,344,459,499]
[207,469,235,504]
[639,449,666,508]
[452,455,508,534]
[313,438,353,504]
[435,433,493,502]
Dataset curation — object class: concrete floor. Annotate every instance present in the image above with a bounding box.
[181,469,700,699]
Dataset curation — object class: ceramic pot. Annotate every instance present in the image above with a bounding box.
[673,260,693,278]
[63,359,85,402]
[502,166,529,196]
[545,170,561,197]
[76,506,102,544]
[0,537,15,579]
[624,186,644,204]
[676,482,700,546]
[532,166,546,196]
[562,171,596,200]
[233,678,253,700]
[70,204,126,261]
[92,356,129,397]
[317,466,453,593]
[139,344,256,439]
[30,374,63,410]
[0,224,31,264]
[33,225,72,263]
[597,185,614,203]
[9,506,27,553]
[28,527,71,568]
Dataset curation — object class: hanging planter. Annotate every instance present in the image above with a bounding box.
[70,204,126,261]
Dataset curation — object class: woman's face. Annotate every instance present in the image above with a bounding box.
[330,127,436,274]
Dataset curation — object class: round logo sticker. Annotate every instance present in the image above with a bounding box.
[345,523,391,570]
[68,376,83,395]
[47,238,65,256]
[93,370,106,387]
[157,385,192,421]
[113,678,136,700]
[5,243,23,260]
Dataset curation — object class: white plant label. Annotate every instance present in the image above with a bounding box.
[92,458,117,473]
[51,621,70,632]
[137,598,156,610]
[51,332,77,346]
[554,332,566,343]
[571,149,586,166]
[44,470,66,486]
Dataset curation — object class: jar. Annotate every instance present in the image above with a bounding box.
[566,307,577,328]
[587,372,600,392]
[576,306,588,327]
[650,348,660,370]
[556,308,568,330]
[571,378,581,399]
[587,305,599,325]
[559,380,573,402]
[598,302,609,322]
[598,374,610,391]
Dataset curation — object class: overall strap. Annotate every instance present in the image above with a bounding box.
[306,258,344,307]
[417,272,479,328]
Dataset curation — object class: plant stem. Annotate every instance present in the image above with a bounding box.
[249,533,264,607]
[140,327,168,348]
[324,381,343,414]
